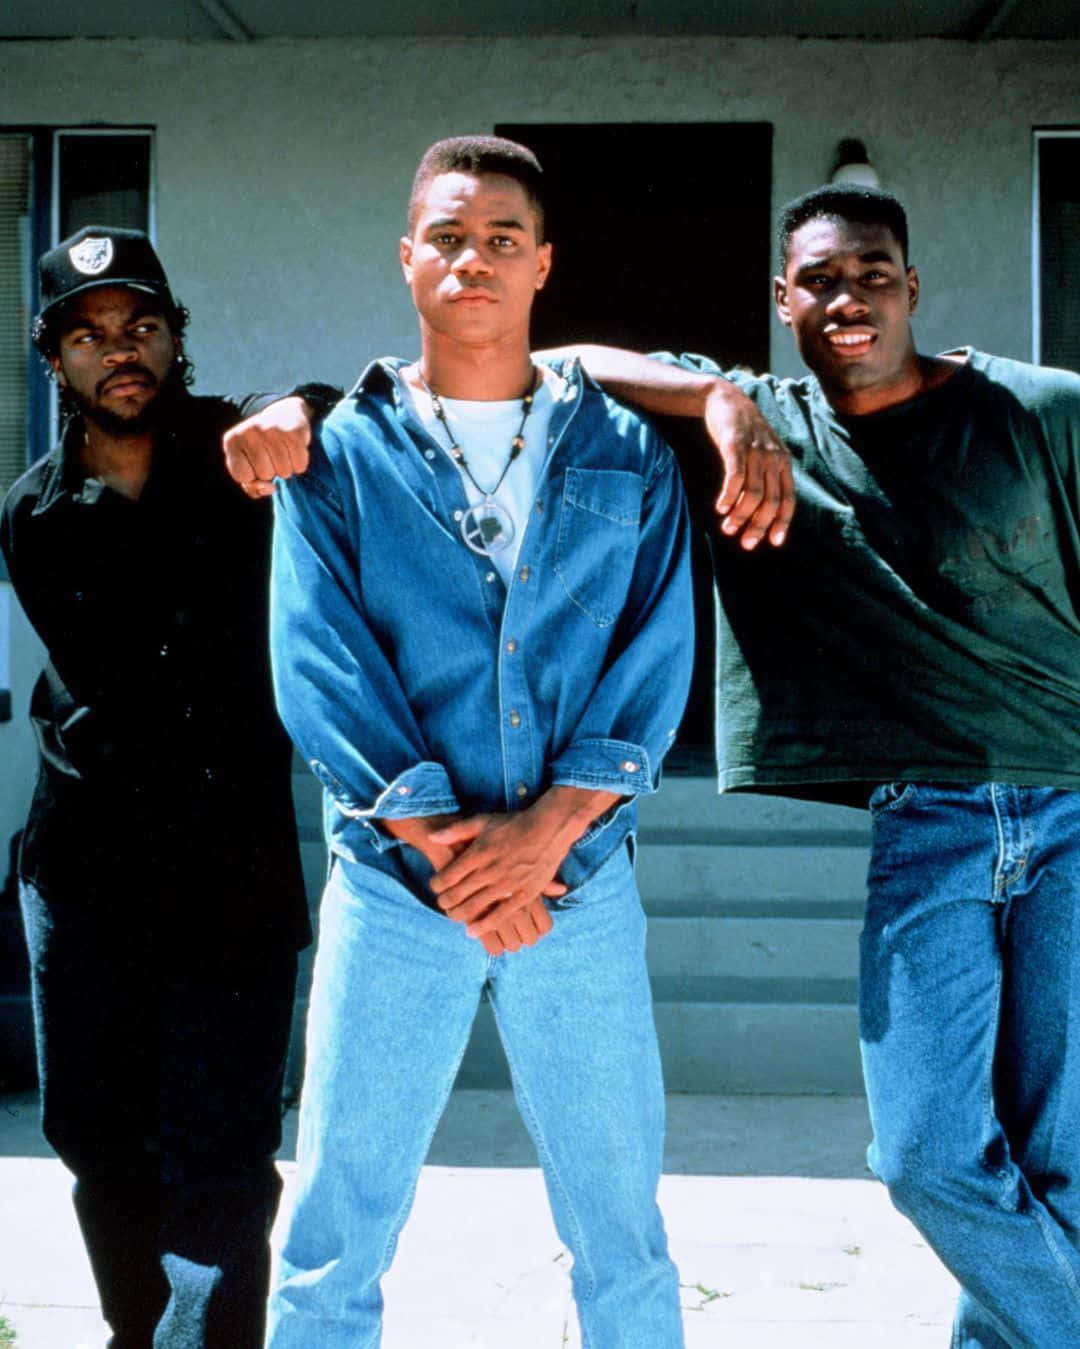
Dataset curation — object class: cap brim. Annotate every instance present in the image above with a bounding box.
[38,278,172,319]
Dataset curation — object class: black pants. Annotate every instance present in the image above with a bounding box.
[20,878,298,1349]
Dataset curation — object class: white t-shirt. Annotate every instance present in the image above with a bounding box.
[404,365,562,584]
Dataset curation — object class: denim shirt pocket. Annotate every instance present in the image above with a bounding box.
[554,467,644,627]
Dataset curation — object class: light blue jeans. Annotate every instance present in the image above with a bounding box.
[267,843,683,1349]
[860,782,1080,1348]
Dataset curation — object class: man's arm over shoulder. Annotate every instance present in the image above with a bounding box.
[270,415,461,863]
[539,345,794,548]
[221,382,343,498]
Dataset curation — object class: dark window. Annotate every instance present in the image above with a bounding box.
[1037,132,1080,373]
[56,131,152,238]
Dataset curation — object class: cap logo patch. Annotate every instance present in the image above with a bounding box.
[69,236,114,276]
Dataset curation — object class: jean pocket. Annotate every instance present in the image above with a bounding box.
[867,781,917,815]
[554,467,643,627]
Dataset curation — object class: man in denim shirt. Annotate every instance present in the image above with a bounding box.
[265,136,694,1347]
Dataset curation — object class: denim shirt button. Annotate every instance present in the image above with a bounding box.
[159,644,169,657]
[515,782,528,799]
[509,710,521,727]
[453,509,463,521]
[519,565,530,583]
[396,785,412,795]
[424,449,436,461]
[506,638,518,654]
[621,760,639,773]
[485,571,497,584]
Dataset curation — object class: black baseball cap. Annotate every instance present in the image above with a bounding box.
[36,225,176,323]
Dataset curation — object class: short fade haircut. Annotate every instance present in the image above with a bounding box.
[777,185,910,269]
[407,135,547,241]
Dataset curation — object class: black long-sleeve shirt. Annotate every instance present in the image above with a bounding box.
[1,389,334,959]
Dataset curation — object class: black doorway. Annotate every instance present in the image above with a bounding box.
[497,122,773,765]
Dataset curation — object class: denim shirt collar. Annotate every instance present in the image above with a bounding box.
[347,354,590,443]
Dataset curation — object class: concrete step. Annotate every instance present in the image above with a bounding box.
[638,780,869,834]
[646,915,861,982]
[636,840,869,908]
[456,999,863,1094]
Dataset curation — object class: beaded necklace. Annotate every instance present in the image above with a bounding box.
[420,366,537,556]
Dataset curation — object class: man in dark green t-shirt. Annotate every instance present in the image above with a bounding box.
[557,186,1080,1347]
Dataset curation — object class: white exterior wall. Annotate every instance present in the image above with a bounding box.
[0,34,1077,862]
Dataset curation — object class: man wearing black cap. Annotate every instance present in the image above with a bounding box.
[0,225,336,1349]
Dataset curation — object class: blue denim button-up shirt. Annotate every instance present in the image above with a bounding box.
[270,357,693,895]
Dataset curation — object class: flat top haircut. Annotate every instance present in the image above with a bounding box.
[407,135,547,241]
[778,185,910,269]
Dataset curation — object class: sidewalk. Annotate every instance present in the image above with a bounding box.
[0,1088,957,1348]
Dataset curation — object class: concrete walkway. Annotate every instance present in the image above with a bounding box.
[0,1089,957,1348]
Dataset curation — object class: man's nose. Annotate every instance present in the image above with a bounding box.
[453,241,492,276]
[101,335,139,363]
[825,287,869,319]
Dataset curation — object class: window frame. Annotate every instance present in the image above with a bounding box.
[1031,126,1080,367]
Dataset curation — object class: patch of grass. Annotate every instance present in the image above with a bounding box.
[681,1280,730,1309]
[0,1312,18,1348]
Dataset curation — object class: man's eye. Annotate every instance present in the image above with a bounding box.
[491,236,516,249]
[132,322,159,335]
[433,233,458,247]
[71,332,96,344]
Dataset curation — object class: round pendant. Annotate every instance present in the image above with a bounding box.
[461,501,515,556]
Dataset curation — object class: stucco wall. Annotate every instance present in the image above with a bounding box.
[1,36,1076,393]
[0,34,1077,857]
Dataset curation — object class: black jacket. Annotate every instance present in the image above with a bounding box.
[1,390,332,960]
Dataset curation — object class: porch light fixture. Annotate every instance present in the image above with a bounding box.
[829,139,880,188]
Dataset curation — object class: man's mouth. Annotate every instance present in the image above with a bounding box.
[825,328,876,354]
[450,289,496,304]
[99,372,154,398]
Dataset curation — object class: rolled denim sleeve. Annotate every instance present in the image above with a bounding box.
[270,434,461,856]
[549,432,694,798]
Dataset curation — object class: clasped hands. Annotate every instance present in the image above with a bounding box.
[384,786,620,956]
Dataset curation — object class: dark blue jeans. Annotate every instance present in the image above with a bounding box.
[860,783,1080,1348]
[19,878,297,1349]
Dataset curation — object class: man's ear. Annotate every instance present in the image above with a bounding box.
[535,242,552,293]
[773,275,792,327]
[49,354,67,388]
[400,235,414,285]
[907,265,920,315]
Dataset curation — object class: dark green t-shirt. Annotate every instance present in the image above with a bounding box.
[681,349,1080,805]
